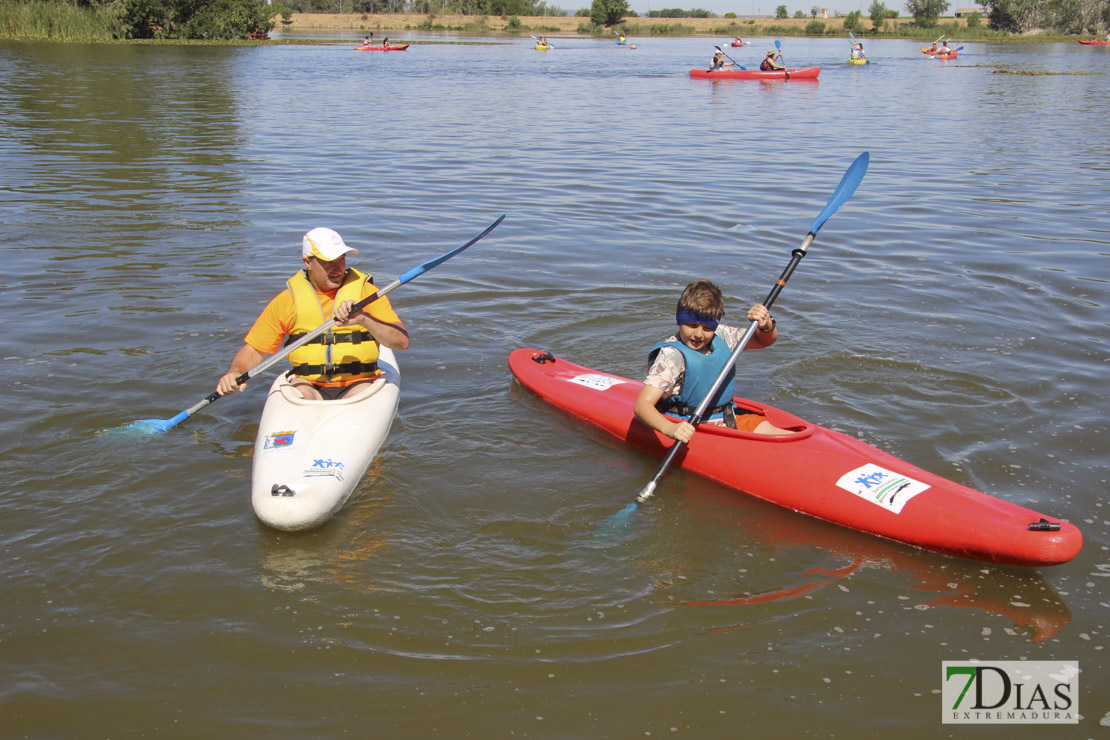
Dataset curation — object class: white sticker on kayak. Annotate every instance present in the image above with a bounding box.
[568,373,625,391]
[836,464,929,514]
[303,458,346,482]
[263,430,298,451]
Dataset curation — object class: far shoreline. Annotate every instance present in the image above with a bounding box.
[272,12,1074,44]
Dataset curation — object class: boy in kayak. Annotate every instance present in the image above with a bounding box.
[216,227,409,401]
[850,42,866,60]
[633,279,792,442]
[760,50,785,71]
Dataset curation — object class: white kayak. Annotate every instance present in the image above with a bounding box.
[251,347,400,531]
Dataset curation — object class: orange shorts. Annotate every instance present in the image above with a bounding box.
[734,412,767,432]
[702,412,767,432]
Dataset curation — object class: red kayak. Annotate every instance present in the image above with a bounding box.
[690,66,820,80]
[508,348,1081,566]
[935,51,959,59]
[354,43,410,51]
[1078,39,1110,45]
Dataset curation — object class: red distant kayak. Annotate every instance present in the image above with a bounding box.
[509,348,1082,566]
[690,66,820,80]
[935,51,959,59]
[1077,39,1110,45]
[354,43,410,51]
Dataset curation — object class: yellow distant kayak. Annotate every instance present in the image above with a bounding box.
[535,44,550,51]
[848,57,868,65]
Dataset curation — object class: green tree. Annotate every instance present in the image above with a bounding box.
[867,0,888,30]
[981,0,1107,34]
[843,9,863,32]
[906,0,949,27]
[775,4,788,18]
[590,0,628,27]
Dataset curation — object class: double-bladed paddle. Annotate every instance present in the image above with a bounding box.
[119,215,506,435]
[603,153,870,525]
[712,45,746,71]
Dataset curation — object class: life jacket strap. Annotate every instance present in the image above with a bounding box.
[285,331,374,347]
[658,400,739,429]
[291,361,379,380]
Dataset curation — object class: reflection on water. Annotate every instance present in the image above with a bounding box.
[0,35,1106,737]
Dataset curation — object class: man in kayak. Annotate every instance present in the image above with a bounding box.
[850,41,866,60]
[216,227,409,401]
[760,50,786,71]
[708,49,736,72]
[362,34,372,46]
[633,279,792,442]
[937,40,952,54]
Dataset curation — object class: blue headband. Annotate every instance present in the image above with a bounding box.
[676,307,719,330]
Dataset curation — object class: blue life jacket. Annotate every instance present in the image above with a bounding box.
[649,335,735,421]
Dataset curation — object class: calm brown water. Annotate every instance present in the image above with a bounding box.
[1,35,1107,737]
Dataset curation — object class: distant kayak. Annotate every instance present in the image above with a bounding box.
[1077,39,1110,45]
[690,66,821,80]
[935,51,959,59]
[847,57,868,65]
[730,41,745,47]
[921,48,939,55]
[354,44,410,51]
[535,44,550,51]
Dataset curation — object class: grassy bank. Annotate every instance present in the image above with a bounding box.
[278,12,1077,43]
[0,5,1081,44]
[0,0,118,41]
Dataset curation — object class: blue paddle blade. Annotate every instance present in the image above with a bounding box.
[809,152,869,235]
[398,214,505,284]
[592,501,642,543]
[110,410,190,436]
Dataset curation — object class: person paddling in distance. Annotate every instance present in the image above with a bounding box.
[381,37,390,49]
[850,41,865,60]
[633,279,792,443]
[362,34,372,46]
[937,39,952,54]
[216,227,409,401]
[709,49,736,72]
[760,49,786,71]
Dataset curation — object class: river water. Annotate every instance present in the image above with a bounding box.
[1,33,1107,737]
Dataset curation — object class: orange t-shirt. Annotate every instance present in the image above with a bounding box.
[244,280,401,356]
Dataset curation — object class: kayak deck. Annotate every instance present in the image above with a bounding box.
[354,44,410,51]
[690,66,821,80]
[508,348,1081,566]
[251,348,401,531]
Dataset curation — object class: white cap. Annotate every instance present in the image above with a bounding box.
[302,227,359,260]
